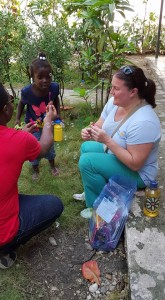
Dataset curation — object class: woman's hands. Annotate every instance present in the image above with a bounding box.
[81,123,111,145]
[81,127,93,140]
[90,124,110,144]
[81,118,104,141]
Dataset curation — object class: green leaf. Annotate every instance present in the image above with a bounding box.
[110,32,119,41]
[73,88,87,97]
[97,34,107,53]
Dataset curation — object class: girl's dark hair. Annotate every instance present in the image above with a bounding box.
[0,83,9,111]
[30,52,52,77]
[115,65,156,108]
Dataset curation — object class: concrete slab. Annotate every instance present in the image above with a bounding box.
[126,197,165,300]
[125,56,165,300]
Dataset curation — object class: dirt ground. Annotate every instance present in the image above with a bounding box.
[17,223,128,300]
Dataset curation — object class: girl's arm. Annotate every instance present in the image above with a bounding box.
[53,96,61,119]
[15,99,25,125]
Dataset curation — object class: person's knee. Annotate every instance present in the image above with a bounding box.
[80,142,86,154]
[53,197,64,218]
[80,141,91,155]
[78,154,91,173]
[46,196,64,219]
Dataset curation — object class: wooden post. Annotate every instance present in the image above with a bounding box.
[155,0,164,58]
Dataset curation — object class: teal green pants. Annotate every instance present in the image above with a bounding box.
[78,141,145,207]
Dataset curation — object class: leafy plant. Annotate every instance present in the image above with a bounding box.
[122,12,165,54]
[0,10,26,97]
[64,0,136,107]
[73,81,102,114]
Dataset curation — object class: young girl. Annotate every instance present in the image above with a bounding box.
[15,52,61,180]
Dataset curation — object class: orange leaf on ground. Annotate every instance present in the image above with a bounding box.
[82,260,101,285]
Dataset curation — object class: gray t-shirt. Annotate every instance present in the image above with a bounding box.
[101,97,161,185]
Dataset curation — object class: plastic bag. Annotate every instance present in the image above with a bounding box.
[89,175,137,252]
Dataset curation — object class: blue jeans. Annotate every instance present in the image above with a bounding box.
[1,194,64,253]
[31,129,55,166]
[79,141,145,207]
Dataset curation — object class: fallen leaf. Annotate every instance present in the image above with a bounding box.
[82,260,101,285]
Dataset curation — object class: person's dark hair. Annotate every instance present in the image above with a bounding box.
[115,65,156,108]
[0,83,9,111]
[30,52,53,78]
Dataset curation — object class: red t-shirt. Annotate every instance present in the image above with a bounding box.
[0,125,41,246]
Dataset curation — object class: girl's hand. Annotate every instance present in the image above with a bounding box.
[45,103,57,122]
[81,127,92,140]
[90,124,110,144]
[48,100,53,106]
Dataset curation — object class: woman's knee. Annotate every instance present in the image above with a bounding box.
[80,141,103,155]
[78,154,91,173]
[80,141,90,154]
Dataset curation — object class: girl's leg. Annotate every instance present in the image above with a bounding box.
[79,152,145,208]
[46,143,59,176]
[1,194,64,253]
[32,164,39,180]
[48,160,59,176]
[30,130,41,179]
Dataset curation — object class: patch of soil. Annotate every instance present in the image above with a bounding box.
[17,223,128,300]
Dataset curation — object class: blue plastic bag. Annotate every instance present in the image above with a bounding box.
[89,175,137,252]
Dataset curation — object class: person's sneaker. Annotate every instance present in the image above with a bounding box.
[73,192,85,201]
[0,251,17,269]
[80,207,93,218]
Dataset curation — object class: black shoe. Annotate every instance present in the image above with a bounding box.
[0,251,17,269]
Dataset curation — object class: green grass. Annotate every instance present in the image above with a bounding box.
[0,266,29,300]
